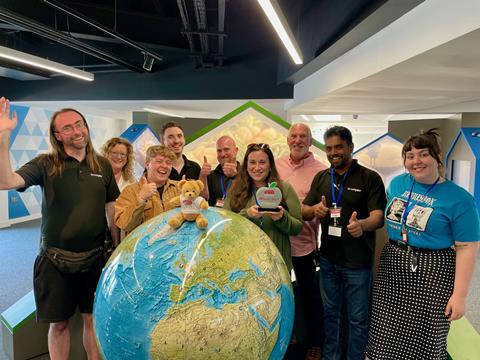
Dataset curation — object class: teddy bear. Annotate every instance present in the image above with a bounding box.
[168,179,209,229]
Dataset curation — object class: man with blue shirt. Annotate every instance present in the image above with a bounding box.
[302,126,386,360]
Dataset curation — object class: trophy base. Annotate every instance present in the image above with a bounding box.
[258,207,281,212]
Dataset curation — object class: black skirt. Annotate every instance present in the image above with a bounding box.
[366,242,456,360]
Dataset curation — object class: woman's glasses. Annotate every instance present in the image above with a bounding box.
[109,152,127,158]
[247,143,270,150]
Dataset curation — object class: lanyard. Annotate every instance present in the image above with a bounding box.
[401,176,440,232]
[330,166,351,207]
[219,175,232,199]
[251,185,260,206]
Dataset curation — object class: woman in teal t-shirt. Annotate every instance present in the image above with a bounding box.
[366,129,480,360]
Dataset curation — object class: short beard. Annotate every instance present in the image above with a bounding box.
[328,156,350,170]
[71,137,88,150]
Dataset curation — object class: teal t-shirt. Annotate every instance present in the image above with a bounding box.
[386,173,480,249]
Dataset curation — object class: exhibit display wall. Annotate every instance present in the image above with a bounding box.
[183,102,328,167]
[0,104,129,228]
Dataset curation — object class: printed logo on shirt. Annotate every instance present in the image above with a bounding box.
[386,197,406,223]
[400,190,436,206]
[347,187,362,192]
[405,204,433,232]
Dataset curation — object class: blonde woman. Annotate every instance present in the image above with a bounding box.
[102,137,136,191]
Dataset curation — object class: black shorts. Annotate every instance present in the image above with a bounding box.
[33,253,105,323]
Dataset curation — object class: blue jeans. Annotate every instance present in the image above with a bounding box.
[318,256,372,360]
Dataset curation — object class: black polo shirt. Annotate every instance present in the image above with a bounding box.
[169,154,201,180]
[16,155,120,252]
[303,160,386,268]
[206,162,239,206]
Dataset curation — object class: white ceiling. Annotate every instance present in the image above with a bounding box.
[289,0,480,116]
[291,27,480,115]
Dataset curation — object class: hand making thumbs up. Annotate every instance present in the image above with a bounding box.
[347,211,363,238]
[313,195,329,219]
[138,181,157,204]
[222,161,238,178]
[200,155,212,178]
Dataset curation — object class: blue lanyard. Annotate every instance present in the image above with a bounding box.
[219,175,232,199]
[401,176,440,227]
[330,166,350,207]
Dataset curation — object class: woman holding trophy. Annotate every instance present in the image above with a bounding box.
[224,143,303,271]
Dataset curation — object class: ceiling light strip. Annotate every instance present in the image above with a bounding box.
[0,45,94,81]
[144,107,185,118]
[257,0,303,65]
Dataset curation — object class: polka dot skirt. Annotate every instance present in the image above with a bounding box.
[366,243,455,360]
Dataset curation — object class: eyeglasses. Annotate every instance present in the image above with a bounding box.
[247,143,270,150]
[55,120,86,135]
[109,152,127,158]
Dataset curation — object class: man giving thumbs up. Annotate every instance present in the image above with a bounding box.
[347,211,363,238]
[302,126,386,360]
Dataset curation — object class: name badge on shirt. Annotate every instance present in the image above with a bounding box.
[328,225,342,237]
[330,206,341,218]
[215,199,225,208]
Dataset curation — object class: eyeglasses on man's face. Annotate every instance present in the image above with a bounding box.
[247,143,270,150]
[56,120,86,135]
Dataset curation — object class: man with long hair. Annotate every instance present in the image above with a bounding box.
[0,97,119,360]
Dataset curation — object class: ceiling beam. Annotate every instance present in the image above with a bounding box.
[42,0,164,64]
[0,6,144,72]
[177,0,197,66]
[0,23,189,54]
[218,0,225,66]
[193,0,209,55]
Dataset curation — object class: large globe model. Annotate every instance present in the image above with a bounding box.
[93,207,294,359]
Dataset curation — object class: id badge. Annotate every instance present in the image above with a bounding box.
[411,253,418,272]
[328,225,342,237]
[330,206,341,219]
[215,199,225,208]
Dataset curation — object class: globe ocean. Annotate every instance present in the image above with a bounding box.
[93,207,294,359]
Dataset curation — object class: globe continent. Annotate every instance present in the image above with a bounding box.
[93,207,294,359]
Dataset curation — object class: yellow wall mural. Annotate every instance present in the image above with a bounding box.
[184,106,328,167]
